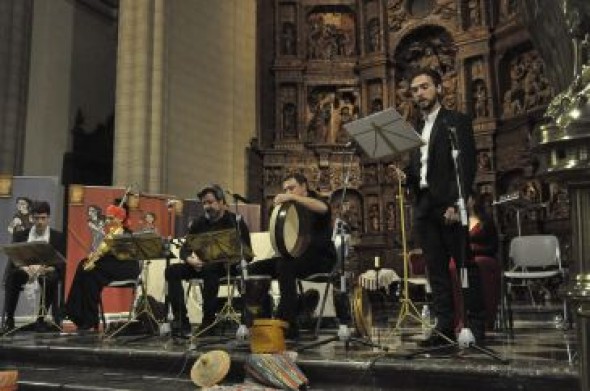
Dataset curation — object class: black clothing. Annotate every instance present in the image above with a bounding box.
[406,108,477,218]
[3,228,66,324]
[165,211,251,326]
[65,228,140,329]
[250,193,337,329]
[405,108,481,335]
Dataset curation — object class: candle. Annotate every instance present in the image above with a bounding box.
[374,256,380,269]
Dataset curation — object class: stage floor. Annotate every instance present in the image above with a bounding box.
[0,317,580,391]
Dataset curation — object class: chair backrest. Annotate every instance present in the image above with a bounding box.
[249,231,276,262]
[509,235,561,269]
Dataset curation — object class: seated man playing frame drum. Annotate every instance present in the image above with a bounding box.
[165,184,252,337]
[250,173,337,340]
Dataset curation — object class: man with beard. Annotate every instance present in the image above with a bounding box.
[164,184,252,336]
[400,68,482,346]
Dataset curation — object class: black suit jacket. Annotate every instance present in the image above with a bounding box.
[9,228,67,276]
[406,108,476,217]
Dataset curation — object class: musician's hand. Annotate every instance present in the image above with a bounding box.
[39,265,55,274]
[21,266,32,276]
[443,206,460,224]
[273,193,293,205]
[186,252,204,270]
[388,164,406,183]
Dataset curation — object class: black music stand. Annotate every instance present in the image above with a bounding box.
[1,242,65,336]
[102,232,166,339]
[185,230,254,340]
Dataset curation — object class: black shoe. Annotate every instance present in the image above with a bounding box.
[76,323,99,334]
[0,318,15,335]
[284,323,300,341]
[298,289,320,315]
[35,318,50,333]
[471,328,486,345]
[418,331,455,348]
[171,319,191,337]
[35,319,60,333]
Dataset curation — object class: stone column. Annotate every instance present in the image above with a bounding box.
[114,0,166,193]
[0,0,33,175]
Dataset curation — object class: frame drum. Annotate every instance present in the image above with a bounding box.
[351,285,373,339]
[269,201,311,259]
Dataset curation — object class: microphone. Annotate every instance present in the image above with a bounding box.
[344,140,358,150]
[224,190,251,204]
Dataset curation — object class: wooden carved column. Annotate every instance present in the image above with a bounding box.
[0,0,32,175]
[114,0,166,193]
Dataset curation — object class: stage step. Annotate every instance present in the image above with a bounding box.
[0,333,578,391]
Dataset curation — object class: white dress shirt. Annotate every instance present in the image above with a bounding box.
[419,105,441,189]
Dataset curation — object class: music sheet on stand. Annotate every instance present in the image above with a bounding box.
[343,108,423,159]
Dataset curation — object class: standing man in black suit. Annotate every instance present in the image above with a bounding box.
[400,68,483,346]
[1,201,66,334]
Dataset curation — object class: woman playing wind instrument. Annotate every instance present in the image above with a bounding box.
[65,203,140,332]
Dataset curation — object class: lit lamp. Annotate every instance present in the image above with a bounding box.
[0,174,13,198]
[69,184,85,205]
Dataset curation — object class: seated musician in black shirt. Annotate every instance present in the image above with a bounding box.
[65,203,140,332]
[250,173,337,339]
[165,184,252,336]
[1,201,66,334]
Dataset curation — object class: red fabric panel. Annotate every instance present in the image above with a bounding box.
[66,187,175,314]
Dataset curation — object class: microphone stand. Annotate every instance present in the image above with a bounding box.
[231,195,250,342]
[162,202,177,337]
[406,127,507,363]
[298,146,388,353]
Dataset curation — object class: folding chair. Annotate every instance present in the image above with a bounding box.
[504,235,567,330]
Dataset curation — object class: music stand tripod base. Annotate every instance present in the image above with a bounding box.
[1,277,63,338]
[101,233,168,341]
[190,263,242,345]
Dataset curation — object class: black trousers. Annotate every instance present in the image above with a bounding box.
[414,214,485,334]
[249,254,335,327]
[3,267,60,321]
[165,262,237,324]
[65,258,140,328]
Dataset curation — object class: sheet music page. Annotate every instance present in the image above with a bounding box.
[343,107,424,159]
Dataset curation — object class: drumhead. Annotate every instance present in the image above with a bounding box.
[269,201,311,259]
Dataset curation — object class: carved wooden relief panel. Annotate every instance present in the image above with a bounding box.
[305,87,359,144]
[306,6,356,60]
[255,0,565,269]
[279,3,298,56]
